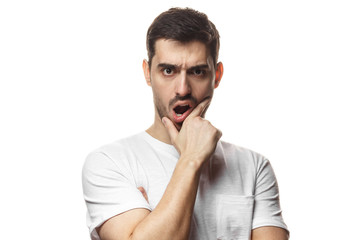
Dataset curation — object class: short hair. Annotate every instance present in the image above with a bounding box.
[146,7,220,68]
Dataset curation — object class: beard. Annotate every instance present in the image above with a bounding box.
[153,92,168,121]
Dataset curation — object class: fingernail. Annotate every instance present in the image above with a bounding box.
[162,118,166,125]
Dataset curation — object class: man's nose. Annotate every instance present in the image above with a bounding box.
[175,72,191,96]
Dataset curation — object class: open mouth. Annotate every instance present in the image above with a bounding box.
[172,103,192,123]
[174,104,190,116]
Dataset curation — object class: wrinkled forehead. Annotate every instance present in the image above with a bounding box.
[152,39,214,69]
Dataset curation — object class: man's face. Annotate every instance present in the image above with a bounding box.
[144,39,222,130]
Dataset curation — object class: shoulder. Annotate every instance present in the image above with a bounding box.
[83,132,146,174]
[216,140,270,173]
[88,132,147,158]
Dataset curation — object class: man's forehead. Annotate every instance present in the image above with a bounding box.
[152,39,213,67]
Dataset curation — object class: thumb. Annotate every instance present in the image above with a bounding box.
[162,117,178,144]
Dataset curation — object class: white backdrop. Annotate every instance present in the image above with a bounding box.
[1,0,359,239]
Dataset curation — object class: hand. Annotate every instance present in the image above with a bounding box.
[162,98,222,166]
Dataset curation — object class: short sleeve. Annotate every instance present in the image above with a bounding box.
[82,151,151,240]
[252,158,289,232]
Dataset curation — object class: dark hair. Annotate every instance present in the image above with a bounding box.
[146,7,220,68]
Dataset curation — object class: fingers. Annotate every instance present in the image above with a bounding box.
[188,97,211,118]
[138,186,149,203]
[162,117,179,143]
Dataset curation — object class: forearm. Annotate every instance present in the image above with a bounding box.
[130,156,203,240]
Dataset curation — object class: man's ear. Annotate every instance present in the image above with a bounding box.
[214,62,224,89]
[142,59,151,86]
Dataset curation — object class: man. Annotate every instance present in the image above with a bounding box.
[82,7,289,240]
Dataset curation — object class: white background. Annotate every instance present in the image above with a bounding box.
[1,0,359,239]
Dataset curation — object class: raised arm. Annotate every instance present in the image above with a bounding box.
[97,98,222,240]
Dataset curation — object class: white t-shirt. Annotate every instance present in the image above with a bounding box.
[82,131,288,240]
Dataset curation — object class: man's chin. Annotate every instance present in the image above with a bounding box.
[160,115,183,131]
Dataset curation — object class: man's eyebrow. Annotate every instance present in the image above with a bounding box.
[188,64,210,71]
[157,63,178,69]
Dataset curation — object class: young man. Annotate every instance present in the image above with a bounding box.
[82,7,289,240]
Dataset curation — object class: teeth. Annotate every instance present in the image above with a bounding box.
[176,113,182,116]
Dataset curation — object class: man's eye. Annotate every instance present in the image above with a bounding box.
[193,69,205,76]
[163,68,173,75]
